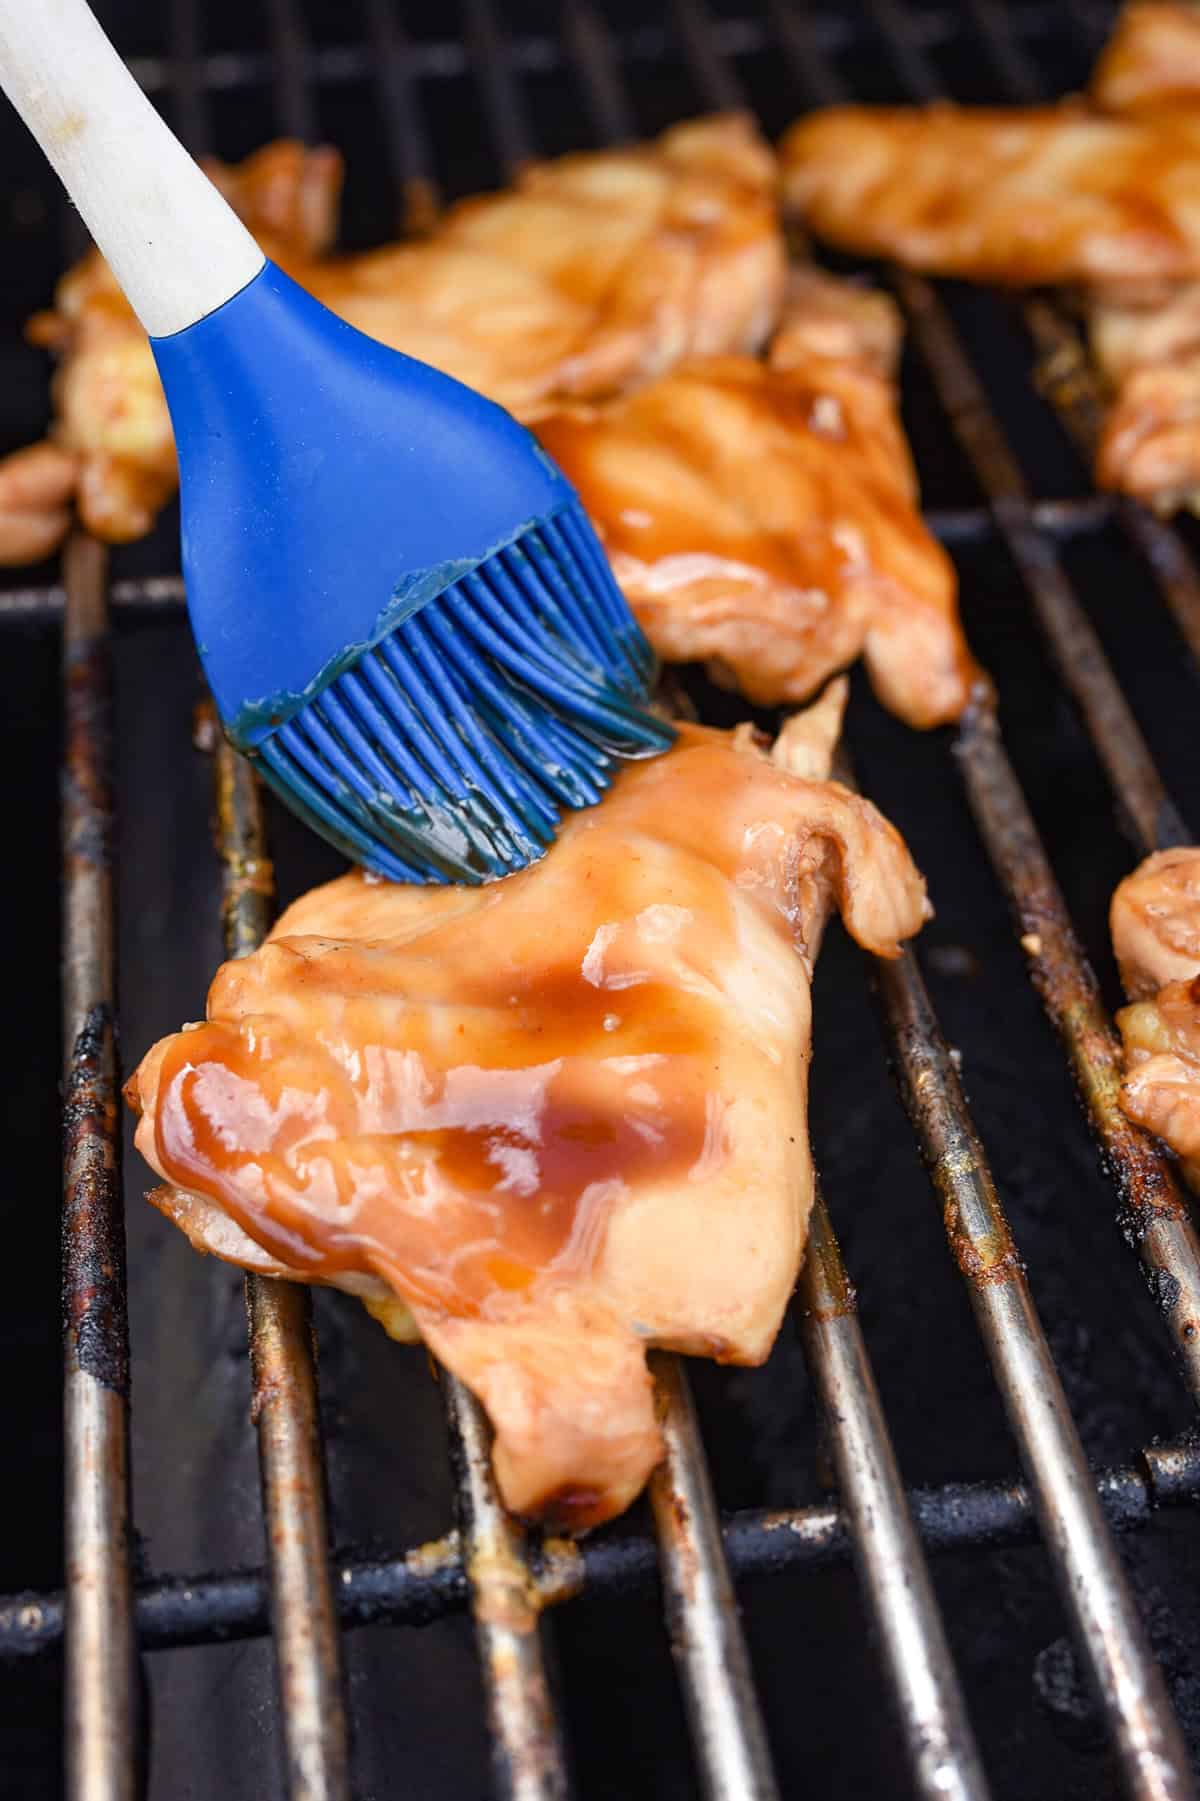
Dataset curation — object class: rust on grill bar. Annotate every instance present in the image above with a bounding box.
[5,1430,1200,1662]
[767,0,1200,1397]
[863,0,1200,1378]
[954,701,1200,1384]
[958,0,1200,691]
[211,736,352,1801]
[888,258,1188,850]
[897,261,1188,851]
[647,1353,780,1801]
[872,936,1194,1800]
[61,532,137,1801]
[670,1,1197,1790]
[797,1189,989,1801]
[442,1372,572,1801]
[1024,298,1200,672]
[459,7,788,1793]
[9,1,1200,1795]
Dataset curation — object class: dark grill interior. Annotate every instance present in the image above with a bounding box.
[4,1,1200,1797]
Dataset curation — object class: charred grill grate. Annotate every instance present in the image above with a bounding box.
[3,0,1200,1797]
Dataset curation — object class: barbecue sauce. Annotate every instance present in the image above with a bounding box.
[140,737,783,1323]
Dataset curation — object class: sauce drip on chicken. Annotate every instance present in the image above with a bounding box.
[150,911,723,1318]
[535,272,976,726]
[127,695,929,1528]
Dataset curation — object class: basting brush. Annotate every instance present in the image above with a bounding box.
[0,0,673,882]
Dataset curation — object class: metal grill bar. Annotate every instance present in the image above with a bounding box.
[769,0,1200,1398]
[154,6,354,1778]
[33,5,1200,1796]
[244,4,569,1782]
[647,1355,780,1801]
[869,5,1190,849]
[796,1191,989,1801]
[674,5,1195,1794]
[103,5,1072,103]
[463,0,535,173]
[954,703,1200,1382]
[561,6,987,1794]
[263,0,319,140]
[61,533,137,1801]
[443,1373,572,1801]
[0,497,1122,624]
[856,0,1200,1385]
[1023,297,1200,670]
[165,0,209,151]
[211,738,351,1801]
[445,6,782,1789]
[222,0,572,1785]
[6,1431,1200,1661]
[893,266,1187,849]
[362,0,439,231]
[873,938,1193,1800]
[560,0,636,145]
[959,0,1200,697]
[88,16,818,103]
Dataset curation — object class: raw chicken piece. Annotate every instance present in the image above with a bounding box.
[125,695,929,1527]
[534,272,977,726]
[1112,848,1200,1190]
[0,116,784,562]
[1090,2,1200,118]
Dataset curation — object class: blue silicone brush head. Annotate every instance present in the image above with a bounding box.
[151,261,673,883]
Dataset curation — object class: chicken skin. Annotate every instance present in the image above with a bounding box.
[125,692,929,1528]
[780,102,1200,290]
[1082,6,1200,507]
[780,12,1200,515]
[534,273,976,726]
[1089,2,1200,119]
[0,117,784,562]
[1112,847,1200,1192]
[1088,282,1200,510]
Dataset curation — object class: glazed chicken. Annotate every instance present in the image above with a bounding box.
[1088,282,1200,509]
[1112,847,1200,1192]
[1085,5,1200,509]
[1089,2,1200,118]
[780,102,1200,290]
[125,688,929,1528]
[779,4,1200,511]
[534,272,975,725]
[0,118,784,561]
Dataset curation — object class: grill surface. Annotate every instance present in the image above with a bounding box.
[4,1,1200,1798]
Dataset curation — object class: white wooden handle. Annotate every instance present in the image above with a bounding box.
[0,0,265,337]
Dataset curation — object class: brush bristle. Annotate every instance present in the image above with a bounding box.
[256,501,673,883]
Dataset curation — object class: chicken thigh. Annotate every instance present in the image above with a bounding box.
[534,273,976,726]
[0,117,784,561]
[126,694,928,1527]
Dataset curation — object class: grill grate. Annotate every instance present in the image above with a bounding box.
[4,1,1200,1797]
